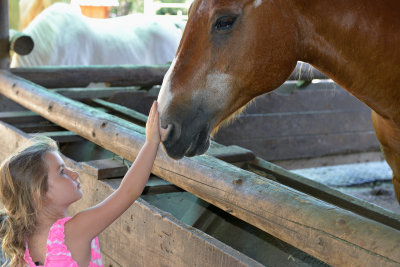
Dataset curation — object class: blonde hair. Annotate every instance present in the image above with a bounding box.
[0,136,58,266]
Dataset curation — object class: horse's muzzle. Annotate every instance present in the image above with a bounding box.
[161,121,211,159]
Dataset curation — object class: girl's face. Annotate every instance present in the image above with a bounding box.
[44,151,82,207]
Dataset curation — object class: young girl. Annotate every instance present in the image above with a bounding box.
[0,101,163,267]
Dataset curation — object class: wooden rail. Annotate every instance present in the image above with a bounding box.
[9,62,327,88]
[1,70,399,267]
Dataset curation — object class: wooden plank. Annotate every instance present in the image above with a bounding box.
[1,71,399,266]
[10,65,169,88]
[207,143,256,163]
[214,110,374,140]
[0,121,30,160]
[0,0,9,69]
[143,175,184,195]
[83,158,129,180]
[53,86,141,100]
[246,83,368,114]
[91,98,148,125]
[17,122,64,133]
[0,121,261,267]
[0,110,43,124]
[39,131,84,143]
[247,158,400,231]
[224,131,380,161]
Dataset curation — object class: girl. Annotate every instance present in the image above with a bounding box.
[0,101,163,266]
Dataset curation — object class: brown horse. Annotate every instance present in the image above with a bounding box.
[157,0,400,203]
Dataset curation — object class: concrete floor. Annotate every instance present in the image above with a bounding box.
[293,161,400,214]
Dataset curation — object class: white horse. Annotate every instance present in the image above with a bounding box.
[11,3,183,67]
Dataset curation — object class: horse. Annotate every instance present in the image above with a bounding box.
[11,3,183,67]
[157,0,400,203]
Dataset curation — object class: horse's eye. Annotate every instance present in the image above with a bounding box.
[214,16,237,31]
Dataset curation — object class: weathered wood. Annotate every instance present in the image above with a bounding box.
[83,158,129,180]
[92,98,148,125]
[0,0,9,69]
[8,62,326,88]
[0,110,42,124]
[39,131,84,143]
[207,143,256,163]
[0,120,262,267]
[9,29,34,56]
[10,65,170,88]
[215,110,373,139]
[17,122,63,133]
[247,158,400,230]
[214,82,380,160]
[53,86,141,100]
[0,121,30,160]
[143,175,184,194]
[247,82,368,113]
[1,71,400,266]
[228,131,379,161]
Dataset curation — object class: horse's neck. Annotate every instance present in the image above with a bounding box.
[293,0,400,119]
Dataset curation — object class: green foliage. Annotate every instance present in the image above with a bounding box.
[111,0,144,15]
[156,0,187,16]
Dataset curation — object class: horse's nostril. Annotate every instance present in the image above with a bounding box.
[160,123,174,142]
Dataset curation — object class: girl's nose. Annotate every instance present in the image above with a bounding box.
[68,169,80,180]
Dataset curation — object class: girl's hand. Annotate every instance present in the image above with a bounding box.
[146,101,161,145]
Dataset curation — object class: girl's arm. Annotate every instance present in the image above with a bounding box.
[66,101,162,243]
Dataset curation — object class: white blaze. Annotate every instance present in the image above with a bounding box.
[157,59,176,114]
[254,0,263,8]
[193,72,233,110]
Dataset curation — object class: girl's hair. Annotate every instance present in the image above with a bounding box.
[0,136,58,266]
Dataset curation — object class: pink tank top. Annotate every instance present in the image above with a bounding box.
[24,217,103,267]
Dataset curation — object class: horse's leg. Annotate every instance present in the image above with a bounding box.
[371,111,400,204]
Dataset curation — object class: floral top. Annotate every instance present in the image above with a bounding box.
[24,217,103,267]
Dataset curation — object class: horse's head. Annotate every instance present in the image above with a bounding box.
[158,0,298,159]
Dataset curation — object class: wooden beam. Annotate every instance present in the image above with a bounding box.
[38,131,84,143]
[92,98,148,125]
[1,70,399,266]
[0,110,42,124]
[247,158,400,231]
[53,86,141,100]
[83,157,129,180]
[0,0,9,69]
[9,29,34,56]
[10,65,169,88]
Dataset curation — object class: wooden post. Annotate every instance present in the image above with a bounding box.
[0,70,399,266]
[0,0,9,69]
[9,29,34,55]
[10,65,169,88]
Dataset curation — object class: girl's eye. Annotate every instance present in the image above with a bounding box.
[60,169,65,175]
